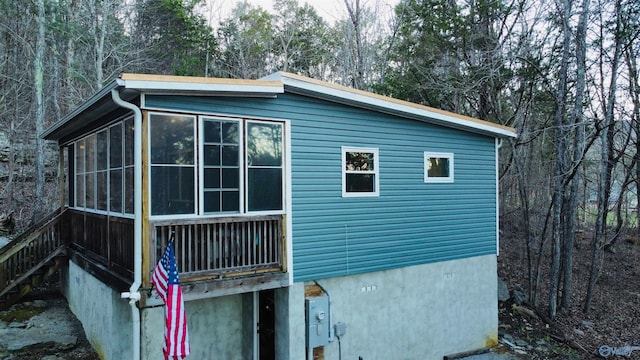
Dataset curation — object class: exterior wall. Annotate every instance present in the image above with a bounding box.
[304,254,498,359]
[274,284,306,360]
[141,294,246,360]
[142,93,499,358]
[60,261,133,359]
[143,93,497,282]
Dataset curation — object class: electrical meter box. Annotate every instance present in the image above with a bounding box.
[305,296,330,348]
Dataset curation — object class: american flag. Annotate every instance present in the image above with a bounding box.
[152,241,190,359]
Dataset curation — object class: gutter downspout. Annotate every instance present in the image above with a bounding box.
[496,138,503,257]
[112,89,142,360]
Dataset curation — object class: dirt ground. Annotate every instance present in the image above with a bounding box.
[497,224,640,359]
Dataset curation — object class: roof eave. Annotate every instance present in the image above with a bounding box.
[264,72,517,139]
[42,74,286,142]
[41,80,120,140]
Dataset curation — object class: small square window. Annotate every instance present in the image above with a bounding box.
[342,147,379,197]
[424,152,454,183]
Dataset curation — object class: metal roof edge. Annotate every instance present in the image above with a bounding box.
[263,72,517,139]
[118,73,284,95]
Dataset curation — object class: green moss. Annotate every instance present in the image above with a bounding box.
[0,307,45,323]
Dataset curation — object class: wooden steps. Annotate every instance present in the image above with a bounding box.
[0,209,68,310]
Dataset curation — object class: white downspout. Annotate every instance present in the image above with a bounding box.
[112,89,143,360]
[496,138,502,257]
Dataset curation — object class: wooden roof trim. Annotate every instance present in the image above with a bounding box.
[119,73,282,88]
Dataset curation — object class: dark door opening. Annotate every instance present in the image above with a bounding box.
[259,289,275,360]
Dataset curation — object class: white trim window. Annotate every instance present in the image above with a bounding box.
[342,146,379,197]
[424,152,454,183]
[149,112,285,217]
[245,120,284,211]
[149,113,197,215]
[200,117,243,214]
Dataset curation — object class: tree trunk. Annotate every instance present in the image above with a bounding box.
[624,44,640,239]
[511,140,535,299]
[344,0,365,90]
[584,0,623,314]
[560,0,590,314]
[549,0,572,320]
[32,0,46,222]
[6,119,15,212]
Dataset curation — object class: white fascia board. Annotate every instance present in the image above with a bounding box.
[266,72,517,139]
[116,78,284,96]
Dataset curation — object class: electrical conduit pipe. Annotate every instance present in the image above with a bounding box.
[112,89,142,360]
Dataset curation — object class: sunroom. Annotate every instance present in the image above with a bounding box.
[43,74,290,304]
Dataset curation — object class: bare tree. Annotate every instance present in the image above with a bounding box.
[344,0,365,89]
[584,0,624,314]
[560,0,590,314]
[32,0,47,221]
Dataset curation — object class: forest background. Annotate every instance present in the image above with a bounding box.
[0,0,639,323]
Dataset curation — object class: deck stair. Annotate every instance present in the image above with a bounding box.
[0,208,67,310]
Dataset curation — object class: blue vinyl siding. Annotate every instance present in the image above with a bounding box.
[145,94,497,282]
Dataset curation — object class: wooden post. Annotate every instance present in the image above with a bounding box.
[58,147,65,211]
[0,264,6,294]
[281,214,287,273]
[141,110,151,289]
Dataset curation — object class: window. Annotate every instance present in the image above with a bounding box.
[342,147,379,197]
[201,118,241,213]
[72,117,134,216]
[149,113,196,215]
[424,152,454,183]
[148,113,285,217]
[246,121,283,211]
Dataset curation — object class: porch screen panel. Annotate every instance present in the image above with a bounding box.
[96,129,108,211]
[124,118,135,214]
[85,134,96,209]
[150,113,196,215]
[75,139,85,208]
[109,123,123,213]
[69,117,134,216]
[246,121,283,211]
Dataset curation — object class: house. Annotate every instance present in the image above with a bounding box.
[36,72,516,359]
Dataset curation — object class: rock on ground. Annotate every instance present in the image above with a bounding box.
[0,291,99,360]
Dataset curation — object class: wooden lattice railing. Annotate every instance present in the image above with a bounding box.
[150,215,285,281]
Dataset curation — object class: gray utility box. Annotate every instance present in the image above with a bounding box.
[305,296,330,348]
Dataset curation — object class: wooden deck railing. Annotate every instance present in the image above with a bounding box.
[150,215,285,280]
[0,208,67,299]
[66,209,134,281]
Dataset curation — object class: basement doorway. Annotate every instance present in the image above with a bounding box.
[258,289,275,360]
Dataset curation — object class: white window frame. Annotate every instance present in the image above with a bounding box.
[424,151,454,183]
[148,112,198,217]
[199,116,245,215]
[148,112,286,219]
[342,146,380,197]
[245,119,286,214]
